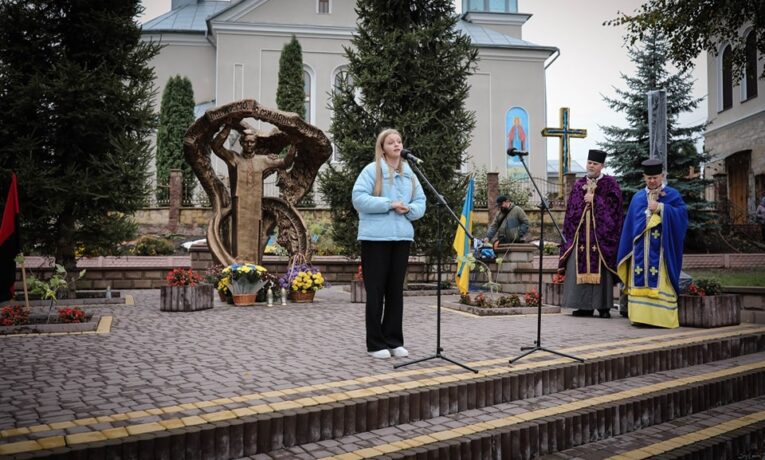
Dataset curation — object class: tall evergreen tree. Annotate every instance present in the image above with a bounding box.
[156,75,196,202]
[319,0,478,259]
[0,0,159,275]
[600,30,711,240]
[276,35,306,118]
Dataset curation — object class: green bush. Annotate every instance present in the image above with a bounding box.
[696,278,722,296]
[304,214,341,256]
[132,235,175,256]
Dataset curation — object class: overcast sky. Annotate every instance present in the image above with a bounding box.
[139,0,708,167]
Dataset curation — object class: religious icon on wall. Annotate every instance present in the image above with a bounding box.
[505,106,530,180]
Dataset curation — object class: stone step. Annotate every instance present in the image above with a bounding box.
[4,326,764,458]
[282,352,765,459]
[547,396,765,459]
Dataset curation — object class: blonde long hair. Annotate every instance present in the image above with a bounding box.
[373,128,404,196]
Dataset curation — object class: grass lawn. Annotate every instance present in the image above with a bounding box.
[685,269,765,287]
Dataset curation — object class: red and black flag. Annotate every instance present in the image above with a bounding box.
[0,174,20,303]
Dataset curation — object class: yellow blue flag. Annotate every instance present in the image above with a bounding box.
[453,178,474,294]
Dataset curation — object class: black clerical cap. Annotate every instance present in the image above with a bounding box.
[642,158,663,175]
[496,195,508,204]
[587,149,607,164]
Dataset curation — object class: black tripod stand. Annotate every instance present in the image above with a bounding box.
[507,148,583,365]
[394,159,478,373]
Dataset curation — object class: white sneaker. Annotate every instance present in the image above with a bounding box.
[369,349,391,359]
[391,346,409,357]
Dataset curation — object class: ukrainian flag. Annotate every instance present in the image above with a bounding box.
[453,178,475,294]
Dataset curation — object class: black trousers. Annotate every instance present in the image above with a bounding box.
[361,240,411,352]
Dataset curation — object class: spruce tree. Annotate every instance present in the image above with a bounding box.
[600,30,711,241]
[0,0,159,275]
[319,0,478,259]
[156,75,196,203]
[276,35,306,118]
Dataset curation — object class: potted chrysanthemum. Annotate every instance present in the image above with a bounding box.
[279,259,325,303]
[226,263,268,306]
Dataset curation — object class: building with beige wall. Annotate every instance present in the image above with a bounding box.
[703,24,764,225]
[141,0,558,204]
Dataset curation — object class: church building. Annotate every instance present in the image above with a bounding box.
[703,23,764,231]
[141,0,558,202]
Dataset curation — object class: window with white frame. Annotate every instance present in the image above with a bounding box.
[318,0,330,14]
[743,30,758,101]
[303,69,312,122]
[332,66,352,91]
[720,45,733,111]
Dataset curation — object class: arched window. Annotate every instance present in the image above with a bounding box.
[332,65,352,91]
[720,45,733,111]
[744,30,758,100]
[303,66,315,123]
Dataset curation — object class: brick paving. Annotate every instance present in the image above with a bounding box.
[2,286,765,458]
[0,286,698,433]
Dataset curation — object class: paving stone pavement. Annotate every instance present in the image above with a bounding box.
[0,285,714,437]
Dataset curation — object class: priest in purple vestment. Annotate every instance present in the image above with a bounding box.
[558,149,624,318]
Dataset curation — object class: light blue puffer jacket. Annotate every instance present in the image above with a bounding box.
[352,161,426,241]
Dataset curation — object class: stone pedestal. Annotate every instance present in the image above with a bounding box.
[678,294,740,328]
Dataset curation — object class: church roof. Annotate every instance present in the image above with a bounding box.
[141,0,555,52]
[547,159,586,175]
[141,1,229,33]
[455,21,550,50]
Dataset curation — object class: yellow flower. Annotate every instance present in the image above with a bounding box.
[255,265,267,272]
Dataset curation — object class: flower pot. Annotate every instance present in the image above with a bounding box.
[290,290,315,303]
[351,279,366,303]
[678,294,741,328]
[232,293,257,306]
[160,285,213,312]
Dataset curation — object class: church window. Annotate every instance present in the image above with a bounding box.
[465,0,517,13]
[318,0,330,14]
[304,69,312,122]
[743,30,758,100]
[333,67,349,90]
[720,45,733,111]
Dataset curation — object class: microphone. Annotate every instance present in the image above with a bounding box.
[507,147,529,157]
[401,148,424,165]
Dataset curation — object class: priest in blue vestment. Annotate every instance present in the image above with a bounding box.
[617,159,688,328]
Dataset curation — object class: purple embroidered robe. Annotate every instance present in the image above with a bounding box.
[559,175,623,283]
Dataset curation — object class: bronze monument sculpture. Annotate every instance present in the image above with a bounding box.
[183,99,332,265]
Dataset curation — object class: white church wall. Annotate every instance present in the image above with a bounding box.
[144,33,217,107]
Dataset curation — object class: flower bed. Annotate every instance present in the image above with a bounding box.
[0,313,100,335]
[446,291,560,316]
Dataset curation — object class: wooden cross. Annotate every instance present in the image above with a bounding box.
[541,107,587,194]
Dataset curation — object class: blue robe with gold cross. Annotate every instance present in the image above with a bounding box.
[617,185,687,328]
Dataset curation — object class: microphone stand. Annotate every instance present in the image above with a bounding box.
[506,150,583,365]
[394,159,478,373]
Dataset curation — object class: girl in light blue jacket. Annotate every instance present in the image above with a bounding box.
[352,129,426,359]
